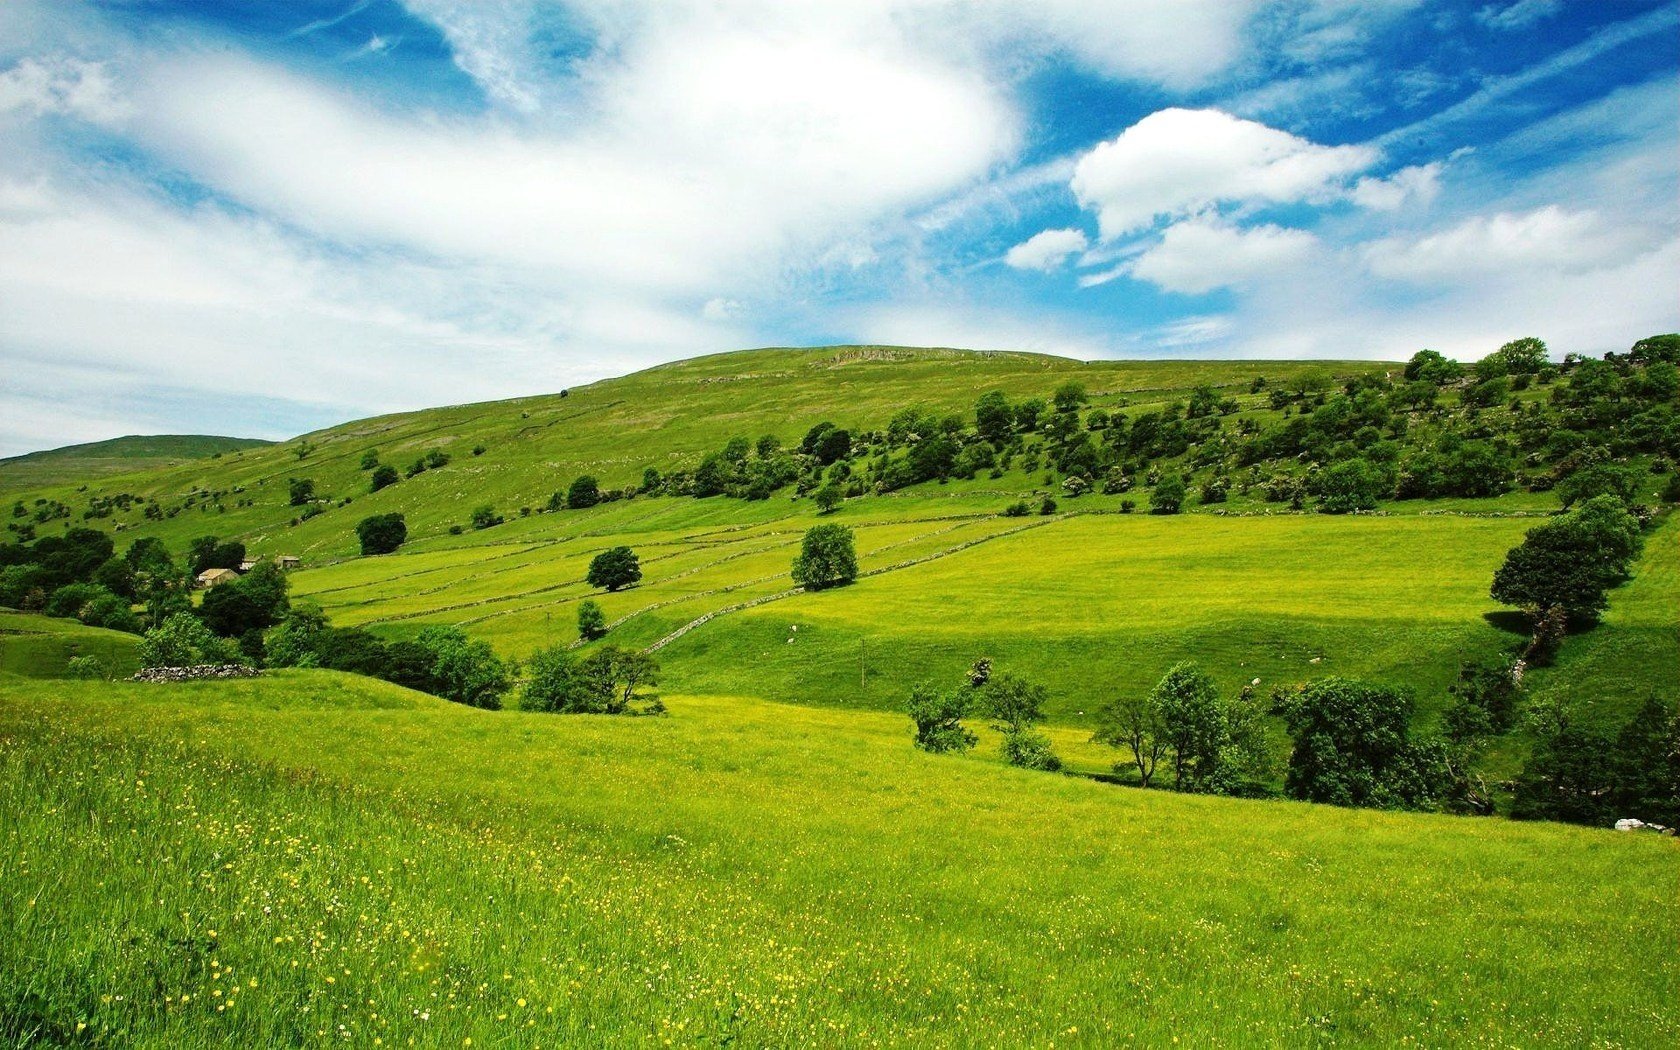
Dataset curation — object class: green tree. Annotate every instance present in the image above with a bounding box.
[370,464,399,492]
[1477,336,1548,378]
[1282,677,1439,809]
[1052,381,1088,414]
[199,562,290,638]
[1491,494,1642,625]
[1149,474,1186,515]
[417,625,510,710]
[814,482,843,514]
[1403,349,1463,385]
[1092,691,1168,787]
[470,505,504,530]
[288,477,315,506]
[567,475,602,509]
[975,390,1014,445]
[587,546,642,591]
[577,598,607,640]
[1611,697,1680,827]
[1314,458,1388,513]
[982,673,1061,771]
[138,613,242,667]
[1556,463,1640,509]
[906,684,976,753]
[359,449,380,470]
[791,524,857,590]
[356,513,408,555]
[1152,662,1225,791]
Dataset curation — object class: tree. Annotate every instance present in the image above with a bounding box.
[1403,349,1463,385]
[370,464,399,492]
[1510,703,1615,825]
[523,644,660,714]
[188,536,244,575]
[1314,458,1388,513]
[1628,333,1680,365]
[1281,677,1439,809]
[907,684,976,753]
[356,513,408,555]
[1611,697,1680,827]
[577,598,607,640]
[470,505,504,530]
[567,475,602,509]
[360,449,380,470]
[417,625,510,710]
[1491,494,1642,625]
[1477,336,1548,378]
[814,483,843,514]
[199,562,290,638]
[288,477,315,506]
[981,672,1061,771]
[587,546,642,591]
[1149,473,1186,514]
[1092,692,1168,787]
[1052,380,1088,414]
[1556,463,1640,509]
[813,428,852,466]
[138,612,242,667]
[975,391,1014,445]
[1151,662,1225,791]
[791,524,857,590]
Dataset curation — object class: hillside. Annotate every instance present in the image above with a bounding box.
[0,434,272,491]
[1,671,1674,1047]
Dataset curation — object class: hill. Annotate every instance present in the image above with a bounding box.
[1,670,1674,1047]
[0,434,272,491]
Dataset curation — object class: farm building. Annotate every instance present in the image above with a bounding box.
[195,567,239,588]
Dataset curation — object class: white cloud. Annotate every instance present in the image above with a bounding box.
[1004,228,1087,271]
[1476,0,1562,32]
[1352,162,1443,211]
[0,56,128,122]
[1130,218,1320,294]
[1070,108,1377,239]
[701,297,744,321]
[1363,205,1650,282]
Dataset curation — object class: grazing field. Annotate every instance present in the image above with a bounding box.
[2,672,1675,1048]
[0,434,271,491]
[0,611,140,680]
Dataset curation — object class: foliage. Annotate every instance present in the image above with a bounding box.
[567,475,602,509]
[576,598,607,641]
[199,562,290,639]
[906,684,975,753]
[356,513,408,555]
[523,644,660,714]
[418,625,512,710]
[1281,677,1440,810]
[1149,474,1185,514]
[791,524,857,591]
[1151,662,1225,791]
[814,482,843,514]
[1491,494,1642,623]
[287,477,315,507]
[369,464,399,492]
[1091,691,1168,787]
[470,505,504,530]
[137,612,242,667]
[587,546,642,591]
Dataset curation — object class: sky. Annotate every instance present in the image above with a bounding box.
[0,1,1675,456]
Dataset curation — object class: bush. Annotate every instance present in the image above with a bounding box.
[66,655,107,680]
[418,626,510,710]
[1314,458,1388,513]
[470,505,504,530]
[1281,677,1439,810]
[814,483,843,514]
[369,465,399,492]
[906,684,975,753]
[523,644,660,714]
[1038,495,1057,515]
[138,613,242,667]
[792,524,858,590]
[288,478,315,506]
[356,513,408,555]
[1000,728,1062,771]
[587,547,642,591]
[577,599,607,641]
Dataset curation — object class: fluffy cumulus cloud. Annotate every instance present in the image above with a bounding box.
[1352,162,1443,211]
[1004,228,1088,271]
[1070,108,1376,239]
[1129,219,1320,294]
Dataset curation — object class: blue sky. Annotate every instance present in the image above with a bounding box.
[0,0,1674,455]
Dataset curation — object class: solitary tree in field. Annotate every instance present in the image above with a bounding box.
[567,475,601,509]
[577,598,607,640]
[587,546,642,591]
[814,482,843,514]
[982,673,1060,771]
[1491,494,1641,627]
[1092,692,1169,787]
[907,684,976,753]
[792,524,857,590]
[356,513,407,555]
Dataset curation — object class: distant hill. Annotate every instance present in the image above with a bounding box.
[0,434,272,490]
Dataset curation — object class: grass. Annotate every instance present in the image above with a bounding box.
[2,671,1675,1047]
[0,611,141,680]
[0,435,271,491]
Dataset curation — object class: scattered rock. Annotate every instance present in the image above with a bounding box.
[132,665,261,683]
[1614,818,1674,835]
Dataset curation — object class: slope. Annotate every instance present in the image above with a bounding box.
[0,434,272,491]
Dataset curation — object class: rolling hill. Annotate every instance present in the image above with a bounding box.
[0,434,272,491]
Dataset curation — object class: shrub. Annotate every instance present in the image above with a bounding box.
[523,644,660,714]
[418,626,510,710]
[1281,677,1440,810]
[587,547,642,591]
[359,449,380,470]
[369,465,399,492]
[1000,728,1062,771]
[1038,495,1057,515]
[792,524,857,591]
[1314,458,1388,513]
[66,655,107,680]
[470,505,504,530]
[356,513,408,555]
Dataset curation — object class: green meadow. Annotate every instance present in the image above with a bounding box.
[3,673,1676,1048]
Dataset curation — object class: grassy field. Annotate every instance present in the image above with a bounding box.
[0,434,270,491]
[0,610,141,680]
[2,671,1675,1048]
